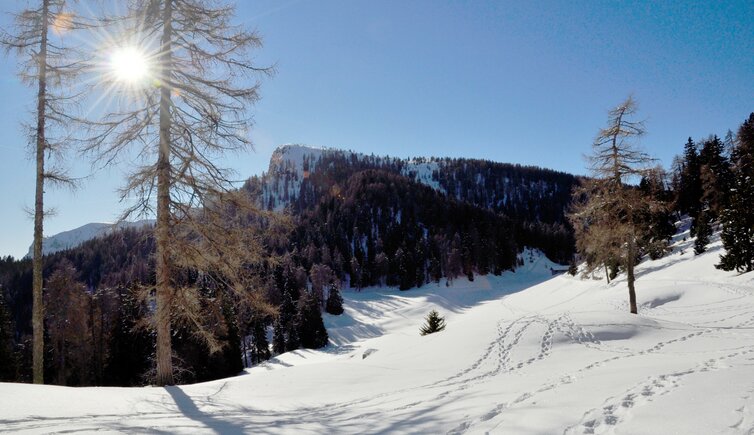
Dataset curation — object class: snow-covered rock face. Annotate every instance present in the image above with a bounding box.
[402,159,442,191]
[268,144,442,187]
[260,144,343,211]
[261,144,447,210]
[26,220,154,258]
[268,144,336,175]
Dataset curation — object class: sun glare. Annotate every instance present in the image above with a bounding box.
[110,47,149,83]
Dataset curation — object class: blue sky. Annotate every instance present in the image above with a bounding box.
[0,0,752,258]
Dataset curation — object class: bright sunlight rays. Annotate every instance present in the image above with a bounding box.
[109,47,149,83]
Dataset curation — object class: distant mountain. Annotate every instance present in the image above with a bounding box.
[26,220,154,258]
[246,144,579,264]
[253,144,577,219]
[253,144,448,211]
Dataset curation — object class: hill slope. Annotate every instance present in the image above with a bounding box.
[3,228,753,434]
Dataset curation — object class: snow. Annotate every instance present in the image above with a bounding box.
[25,220,154,258]
[403,160,443,191]
[3,234,754,433]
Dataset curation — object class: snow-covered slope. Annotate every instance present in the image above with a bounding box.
[26,220,154,258]
[4,231,754,434]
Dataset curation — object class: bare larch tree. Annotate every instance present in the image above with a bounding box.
[83,0,273,386]
[570,97,659,314]
[1,0,89,384]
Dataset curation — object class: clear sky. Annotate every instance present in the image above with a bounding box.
[0,0,752,258]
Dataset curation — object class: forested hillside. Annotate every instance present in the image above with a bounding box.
[0,146,581,386]
[247,144,578,263]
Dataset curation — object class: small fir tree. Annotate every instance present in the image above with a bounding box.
[694,210,712,255]
[679,138,703,234]
[284,321,300,352]
[272,319,286,355]
[420,310,446,336]
[325,284,344,315]
[250,318,271,364]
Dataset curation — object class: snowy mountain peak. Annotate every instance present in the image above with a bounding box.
[26,220,154,258]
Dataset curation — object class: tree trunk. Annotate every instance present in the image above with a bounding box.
[627,238,637,314]
[58,340,65,385]
[32,0,50,385]
[155,0,175,387]
[242,336,248,368]
[604,264,610,284]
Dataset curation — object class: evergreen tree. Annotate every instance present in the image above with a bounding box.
[350,257,362,290]
[638,168,674,260]
[284,320,300,352]
[679,138,703,234]
[694,210,712,255]
[698,135,732,220]
[325,284,344,315]
[718,113,754,272]
[272,319,286,355]
[104,287,152,387]
[218,300,243,376]
[310,264,334,309]
[278,285,300,352]
[419,310,446,336]
[0,292,17,382]
[250,317,271,364]
[297,292,328,349]
[395,247,414,291]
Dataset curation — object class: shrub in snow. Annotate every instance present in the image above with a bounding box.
[568,259,578,276]
[420,310,446,336]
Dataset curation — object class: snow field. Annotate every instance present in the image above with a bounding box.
[2,234,754,434]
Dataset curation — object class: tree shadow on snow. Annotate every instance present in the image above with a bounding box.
[635,242,723,280]
[165,386,246,434]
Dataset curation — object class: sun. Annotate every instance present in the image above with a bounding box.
[110,47,150,83]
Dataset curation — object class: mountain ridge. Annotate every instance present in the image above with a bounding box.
[25,220,154,259]
[37,144,579,259]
